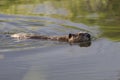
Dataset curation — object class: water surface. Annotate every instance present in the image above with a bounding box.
[0,0,120,80]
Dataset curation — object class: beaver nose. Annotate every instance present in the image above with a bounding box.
[86,33,91,40]
[87,34,90,38]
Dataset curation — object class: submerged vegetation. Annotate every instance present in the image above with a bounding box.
[0,0,120,41]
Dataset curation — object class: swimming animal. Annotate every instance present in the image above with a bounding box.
[11,32,91,43]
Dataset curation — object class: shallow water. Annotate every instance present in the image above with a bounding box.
[0,0,120,80]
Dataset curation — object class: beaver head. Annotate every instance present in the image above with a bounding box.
[68,32,91,43]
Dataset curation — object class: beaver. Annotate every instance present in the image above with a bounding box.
[10,32,91,43]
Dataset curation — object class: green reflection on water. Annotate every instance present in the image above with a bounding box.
[0,0,120,41]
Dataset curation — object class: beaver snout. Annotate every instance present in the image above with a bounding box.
[85,33,91,41]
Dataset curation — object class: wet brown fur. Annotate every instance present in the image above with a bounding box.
[11,32,91,43]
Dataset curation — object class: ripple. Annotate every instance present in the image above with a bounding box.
[0,14,99,51]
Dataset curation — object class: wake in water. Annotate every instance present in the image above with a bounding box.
[0,14,100,51]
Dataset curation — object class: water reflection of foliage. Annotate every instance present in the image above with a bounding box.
[0,0,120,18]
[0,0,120,41]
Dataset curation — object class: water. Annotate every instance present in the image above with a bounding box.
[0,0,120,80]
[0,39,120,80]
[0,14,98,51]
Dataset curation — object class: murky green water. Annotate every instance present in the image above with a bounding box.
[0,0,120,80]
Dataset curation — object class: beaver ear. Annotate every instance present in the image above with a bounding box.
[69,33,72,39]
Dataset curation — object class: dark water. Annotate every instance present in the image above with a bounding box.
[0,0,120,80]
